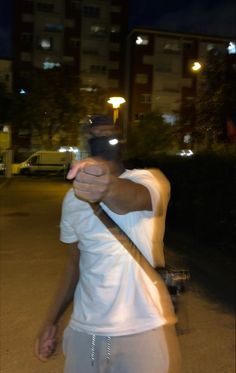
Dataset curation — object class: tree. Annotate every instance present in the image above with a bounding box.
[125,111,175,158]
[195,49,236,147]
[11,68,107,150]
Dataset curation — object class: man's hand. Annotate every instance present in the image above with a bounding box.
[67,159,112,203]
[35,324,58,362]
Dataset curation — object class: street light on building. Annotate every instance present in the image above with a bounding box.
[191,61,202,72]
[107,96,126,124]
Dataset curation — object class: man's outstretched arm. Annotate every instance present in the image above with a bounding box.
[67,159,152,214]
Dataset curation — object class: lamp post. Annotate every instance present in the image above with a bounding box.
[107,96,126,124]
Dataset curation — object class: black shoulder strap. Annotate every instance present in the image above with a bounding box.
[91,203,163,285]
[91,203,177,320]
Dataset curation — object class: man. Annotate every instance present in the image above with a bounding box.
[35,115,181,372]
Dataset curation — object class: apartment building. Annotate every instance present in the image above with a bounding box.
[11,0,127,151]
[126,28,235,132]
[12,0,127,94]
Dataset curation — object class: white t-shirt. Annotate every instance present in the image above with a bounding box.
[60,168,176,336]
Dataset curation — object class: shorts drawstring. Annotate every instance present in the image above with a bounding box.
[90,334,112,365]
[91,334,96,366]
[106,336,111,363]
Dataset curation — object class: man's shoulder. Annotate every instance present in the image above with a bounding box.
[121,168,169,184]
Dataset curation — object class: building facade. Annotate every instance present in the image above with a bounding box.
[126,28,235,137]
[13,0,127,94]
[12,0,128,153]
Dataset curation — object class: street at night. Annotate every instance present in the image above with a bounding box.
[0,176,235,373]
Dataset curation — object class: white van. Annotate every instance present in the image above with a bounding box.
[17,151,76,175]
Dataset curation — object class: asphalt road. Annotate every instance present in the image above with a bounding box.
[0,176,235,373]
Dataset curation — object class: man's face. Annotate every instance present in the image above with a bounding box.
[88,124,118,138]
[87,125,120,161]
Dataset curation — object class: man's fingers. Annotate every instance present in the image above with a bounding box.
[67,162,82,180]
[83,164,105,176]
[67,159,108,180]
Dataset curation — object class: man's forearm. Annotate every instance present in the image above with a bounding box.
[43,246,79,326]
[102,178,152,214]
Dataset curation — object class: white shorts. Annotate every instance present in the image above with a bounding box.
[63,325,181,373]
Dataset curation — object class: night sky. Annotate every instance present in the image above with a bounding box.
[0,0,236,58]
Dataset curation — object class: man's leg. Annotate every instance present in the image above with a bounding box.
[108,326,181,373]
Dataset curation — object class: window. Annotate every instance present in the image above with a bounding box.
[82,49,98,55]
[63,56,74,64]
[21,52,32,61]
[140,94,152,104]
[136,35,149,45]
[111,25,120,33]
[29,155,39,165]
[90,65,107,74]
[37,2,54,12]
[109,61,119,69]
[43,59,61,69]
[110,43,120,51]
[90,25,107,36]
[111,5,121,13]
[135,74,148,84]
[70,38,80,48]
[143,55,154,65]
[162,82,179,92]
[38,37,53,50]
[228,41,236,54]
[83,6,100,18]
[108,79,119,88]
[71,0,81,10]
[163,42,180,53]
[64,19,75,28]
[21,32,32,45]
[156,60,172,73]
[44,24,63,32]
[22,13,33,22]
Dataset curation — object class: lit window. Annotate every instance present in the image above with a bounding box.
[43,59,61,69]
[136,35,149,45]
[163,42,180,53]
[227,41,236,54]
[207,43,215,51]
[90,25,106,35]
[163,114,177,125]
[40,38,52,49]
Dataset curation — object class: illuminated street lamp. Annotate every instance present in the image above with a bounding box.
[191,61,202,72]
[107,96,126,124]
